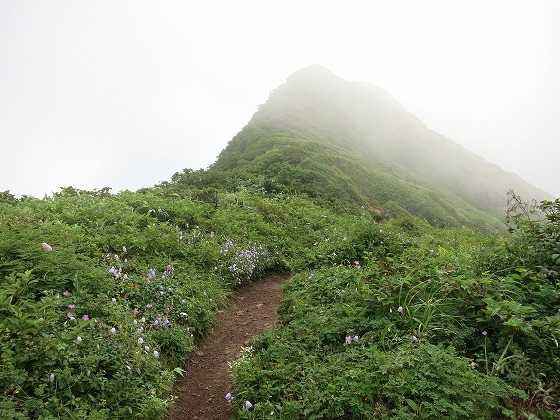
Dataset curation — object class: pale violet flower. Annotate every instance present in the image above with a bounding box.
[153,350,159,358]
[225,392,232,401]
[76,336,83,343]
[245,401,252,410]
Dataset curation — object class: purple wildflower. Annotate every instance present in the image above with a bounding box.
[397,306,403,313]
[153,350,159,358]
[225,392,232,401]
[412,335,418,342]
[63,291,69,297]
[482,330,488,336]
[76,336,83,343]
[82,314,89,321]
[110,327,116,334]
[49,373,55,382]
[68,304,75,309]
[245,401,253,410]
[353,335,359,342]
[133,307,139,314]
[42,242,52,252]
[345,335,352,344]
[137,337,144,344]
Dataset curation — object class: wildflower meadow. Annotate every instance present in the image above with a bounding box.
[1,186,559,418]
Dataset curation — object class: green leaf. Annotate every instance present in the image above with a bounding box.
[405,398,417,411]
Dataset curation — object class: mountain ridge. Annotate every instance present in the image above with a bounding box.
[249,65,551,205]
[176,65,551,231]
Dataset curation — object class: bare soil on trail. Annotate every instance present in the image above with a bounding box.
[168,273,290,420]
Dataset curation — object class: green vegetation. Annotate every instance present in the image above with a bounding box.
[1,65,558,418]
[1,183,558,419]
[230,198,560,418]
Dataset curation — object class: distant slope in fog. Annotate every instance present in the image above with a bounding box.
[174,65,551,231]
[249,65,552,209]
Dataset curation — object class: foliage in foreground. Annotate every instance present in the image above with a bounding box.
[230,196,560,419]
[0,185,371,418]
[1,184,559,419]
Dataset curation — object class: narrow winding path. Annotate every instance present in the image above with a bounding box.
[169,273,289,420]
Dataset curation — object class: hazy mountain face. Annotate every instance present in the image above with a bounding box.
[208,65,551,231]
[250,65,551,207]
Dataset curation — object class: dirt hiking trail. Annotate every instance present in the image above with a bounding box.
[168,273,290,420]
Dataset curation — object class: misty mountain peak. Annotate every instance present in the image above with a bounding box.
[286,64,342,84]
[219,65,551,223]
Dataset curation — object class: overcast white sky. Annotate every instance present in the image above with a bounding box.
[1,1,559,198]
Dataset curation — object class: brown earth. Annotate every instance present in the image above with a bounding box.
[168,272,290,420]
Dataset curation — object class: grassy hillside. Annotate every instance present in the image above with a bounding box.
[206,124,504,232]
[1,185,559,419]
[237,65,551,215]
[1,66,558,419]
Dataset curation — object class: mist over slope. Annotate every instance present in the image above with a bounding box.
[255,65,550,205]
[199,65,550,230]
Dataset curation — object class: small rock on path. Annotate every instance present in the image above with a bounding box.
[168,272,289,420]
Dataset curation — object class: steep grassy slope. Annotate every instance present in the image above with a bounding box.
[203,65,550,232]
[207,125,502,231]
